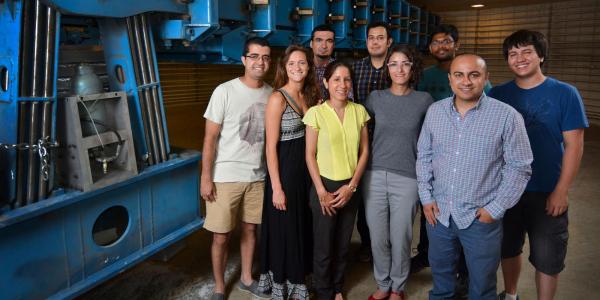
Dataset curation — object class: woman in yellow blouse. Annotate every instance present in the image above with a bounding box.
[303,61,370,300]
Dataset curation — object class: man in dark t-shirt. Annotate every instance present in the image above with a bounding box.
[489,29,588,300]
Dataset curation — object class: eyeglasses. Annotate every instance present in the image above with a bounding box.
[387,61,413,70]
[430,39,455,47]
[245,54,271,62]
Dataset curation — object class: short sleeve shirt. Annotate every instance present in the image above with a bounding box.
[488,77,589,192]
[303,101,370,181]
[204,78,273,182]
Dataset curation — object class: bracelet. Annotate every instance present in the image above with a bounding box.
[347,184,357,193]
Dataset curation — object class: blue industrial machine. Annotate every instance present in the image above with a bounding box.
[0,1,438,299]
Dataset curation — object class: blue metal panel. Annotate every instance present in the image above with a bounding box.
[45,0,187,18]
[0,0,22,205]
[330,0,353,49]
[222,25,252,61]
[0,153,202,300]
[275,0,296,28]
[159,19,188,40]
[371,0,387,22]
[409,4,420,47]
[250,2,275,38]
[218,0,248,22]
[0,210,71,298]
[188,0,220,42]
[296,0,328,45]
[352,0,371,49]
[252,0,296,46]
[389,0,410,44]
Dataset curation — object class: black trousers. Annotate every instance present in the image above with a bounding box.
[310,177,359,300]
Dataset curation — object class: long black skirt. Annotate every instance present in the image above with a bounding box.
[259,136,313,288]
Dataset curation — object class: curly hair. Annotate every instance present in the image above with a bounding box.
[273,45,320,108]
[386,44,422,89]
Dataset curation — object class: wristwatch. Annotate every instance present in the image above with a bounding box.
[347,184,357,193]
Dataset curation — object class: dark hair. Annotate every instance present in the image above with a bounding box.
[430,24,459,43]
[311,24,335,40]
[322,61,354,100]
[367,21,391,39]
[386,44,422,88]
[502,29,548,66]
[273,45,320,107]
[243,37,270,56]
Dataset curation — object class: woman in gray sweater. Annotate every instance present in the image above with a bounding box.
[363,44,434,300]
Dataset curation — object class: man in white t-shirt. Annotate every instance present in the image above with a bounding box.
[201,37,273,300]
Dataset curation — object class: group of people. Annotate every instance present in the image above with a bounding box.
[200,21,588,300]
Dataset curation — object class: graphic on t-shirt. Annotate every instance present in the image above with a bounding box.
[522,99,552,131]
[239,102,266,153]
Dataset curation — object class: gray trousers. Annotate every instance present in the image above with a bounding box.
[362,170,419,292]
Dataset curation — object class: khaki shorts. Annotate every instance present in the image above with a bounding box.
[203,181,264,233]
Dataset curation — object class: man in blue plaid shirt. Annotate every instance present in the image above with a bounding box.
[352,21,392,106]
[351,21,393,263]
[416,54,533,300]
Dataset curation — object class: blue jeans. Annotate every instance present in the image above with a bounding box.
[426,217,502,300]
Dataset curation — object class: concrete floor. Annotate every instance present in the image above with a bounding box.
[81,125,600,300]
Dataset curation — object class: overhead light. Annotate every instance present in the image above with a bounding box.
[471,4,485,8]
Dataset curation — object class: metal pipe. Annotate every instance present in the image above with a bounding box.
[132,15,160,164]
[43,6,56,97]
[37,101,52,200]
[26,102,40,204]
[126,17,153,164]
[141,14,156,84]
[134,16,159,164]
[31,0,47,97]
[126,17,142,86]
[140,14,167,162]
[142,88,159,164]
[151,87,167,162]
[19,0,34,96]
[132,15,149,84]
[15,102,28,207]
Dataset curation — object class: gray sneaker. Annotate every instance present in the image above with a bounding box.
[498,291,520,300]
[238,281,270,299]
[210,292,225,300]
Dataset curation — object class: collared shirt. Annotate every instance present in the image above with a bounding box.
[352,56,389,104]
[416,94,533,229]
[303,101,370,181]
[315,57,335,100]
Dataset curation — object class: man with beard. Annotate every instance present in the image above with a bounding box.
[418,24,492,101]
[202,37,273,300]
[352,21,393,263]
[311,24,336,100]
